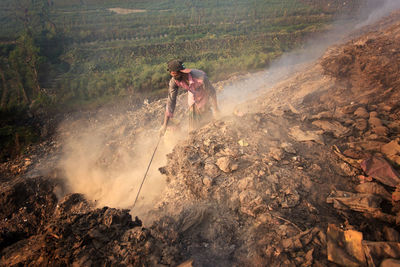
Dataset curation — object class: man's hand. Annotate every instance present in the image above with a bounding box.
[160,114,170,137]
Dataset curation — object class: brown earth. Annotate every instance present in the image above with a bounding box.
[1,10,400,267]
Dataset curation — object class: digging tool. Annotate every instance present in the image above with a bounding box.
[130,126,166,210]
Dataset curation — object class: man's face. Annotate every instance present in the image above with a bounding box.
[170,71,184,81]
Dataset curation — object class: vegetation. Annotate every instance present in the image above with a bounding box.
[0,0,362,160]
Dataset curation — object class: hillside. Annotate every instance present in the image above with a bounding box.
[1,8,400,267]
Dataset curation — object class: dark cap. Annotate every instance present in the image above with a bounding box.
[167,59,185,72]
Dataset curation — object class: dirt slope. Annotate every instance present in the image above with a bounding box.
[1,10,400,267]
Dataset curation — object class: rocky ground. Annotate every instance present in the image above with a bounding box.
[1,10,400,267]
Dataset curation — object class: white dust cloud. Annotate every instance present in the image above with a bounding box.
[57,111,186,221]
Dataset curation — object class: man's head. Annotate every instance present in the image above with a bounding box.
[167,59,189,81]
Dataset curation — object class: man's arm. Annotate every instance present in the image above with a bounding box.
[162,79,179,128]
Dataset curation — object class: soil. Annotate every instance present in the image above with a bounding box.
[1,10,400,267]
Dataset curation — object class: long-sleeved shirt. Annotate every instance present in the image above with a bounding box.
[165,69,216,118]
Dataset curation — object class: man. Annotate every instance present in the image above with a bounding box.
[160,59,219,135]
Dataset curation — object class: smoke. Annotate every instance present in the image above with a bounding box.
[355,0,400,28]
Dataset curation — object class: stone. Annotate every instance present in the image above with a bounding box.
[311,164,322,171]
[388,154,400,166]
[204,162,220,178]
[269,147,283,161]
[380,259,400,267]
[239,190,264,217]
[343,149,367,159]
[327,225,366,266]
[381,139,400,156]
[311,110,334,119]
[388,121,400,132]
[312,120,350,138]
[341,105,358,114]
[344,119,354,125]
[281,188,300,208]
[202,177,213,187]
[239,190,258,204]
[216,157,233,173]
[369,111,378,117]
[366,133,380,140]
[369,117,383,128]
[372,126,389,136]
[354,119,368,131]
[360,141,387,151]
[266,174,279,184]
[238,177,255,191]
[393,191,400,201]
[231,163,239,171]
[177,259,194,267]
[280,142,296,154]
[257,213,271,224]
[383,226,400,242]
[379,104,394,112]
[354,107,369,118]
[326,191,381,212]
[355,182,392,201]
[363,241,400,264]
[339,162,358,176]
[289,126,324,144]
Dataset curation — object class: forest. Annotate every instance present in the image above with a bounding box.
[0,0,362,160]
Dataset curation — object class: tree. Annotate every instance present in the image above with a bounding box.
[8,32,42,105]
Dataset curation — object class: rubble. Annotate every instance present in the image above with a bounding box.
[1,9,400,267]
[0,177,57,250]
